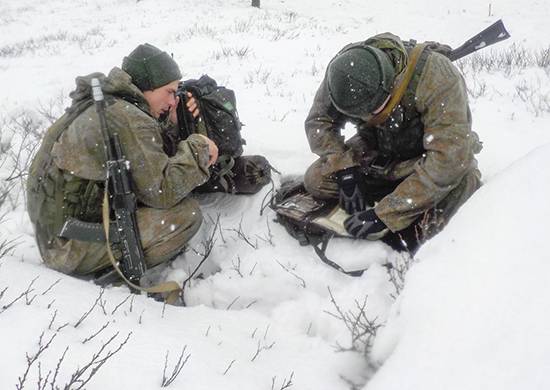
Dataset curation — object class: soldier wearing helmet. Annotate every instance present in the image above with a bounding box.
[304,33,482,252]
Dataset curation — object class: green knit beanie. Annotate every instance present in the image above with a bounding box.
[122,43,182,91]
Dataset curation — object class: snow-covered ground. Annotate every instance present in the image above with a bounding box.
[1,0,549,389]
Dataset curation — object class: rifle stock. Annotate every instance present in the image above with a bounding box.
[448,19,511,61]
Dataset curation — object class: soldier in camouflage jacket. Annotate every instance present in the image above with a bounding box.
[27,44,218,275]
[304,33,482,252]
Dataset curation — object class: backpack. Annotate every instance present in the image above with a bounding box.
[180,75,245,158]
[270,179,371,277]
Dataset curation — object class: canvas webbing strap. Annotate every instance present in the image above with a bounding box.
[308,233,367,277]
[367,43,428,128]
[101,191,182,304]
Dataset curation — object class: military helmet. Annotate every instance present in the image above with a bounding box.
[327,45,395,118]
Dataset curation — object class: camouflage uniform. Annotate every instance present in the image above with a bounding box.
[304,33,482,249]
[27,68,211,275]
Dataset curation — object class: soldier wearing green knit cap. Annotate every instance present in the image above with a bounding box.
[26,43,267,278]
[304,33,483,253]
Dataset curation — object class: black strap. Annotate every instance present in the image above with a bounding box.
[307,233,369,277]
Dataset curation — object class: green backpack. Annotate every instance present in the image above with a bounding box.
[179,75,245,158]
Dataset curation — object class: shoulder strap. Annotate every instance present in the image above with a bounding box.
[367,43,428,128]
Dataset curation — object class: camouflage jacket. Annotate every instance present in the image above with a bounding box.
[305,33,481,232]
[27,67,211,240]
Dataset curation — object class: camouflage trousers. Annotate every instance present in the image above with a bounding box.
[35,197,202,276]
[304,139,481,252]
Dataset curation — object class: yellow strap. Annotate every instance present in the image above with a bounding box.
[367,44,428,128]
[102,190,182,304]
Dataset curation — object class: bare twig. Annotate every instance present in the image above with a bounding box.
[249,262,258,276]
[280,372,295,389]
[161,346,191,387]
[226,296,240,310]
[40,279,61,296]
[48,310,58,330]
[50,346,69,389]
[129,295,135,313]
[231,256,244,277]
[225,217,258,249]
[63,332,132,390]
[25,276,39,304]
[256,218,275,246]
[271,372,295,390]
[15,331,57,390]
[386,253,415,298]
[223,359,236,375]
[1,277,39,314]
[111,294,132,315]
[181,215,219,296]
[245,299,258,309]
[251,339,275,362]
[275,259,306,288]
[56,322,69,332]
[98,295,107,315]
[74,289,104,328]
[37,361,51,390]
[82,322,110,344]
[0,286,8,301]
[339,374,365,390]
[207,214,226,244]
[325,287,382,356]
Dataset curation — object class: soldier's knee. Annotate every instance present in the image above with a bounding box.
[304,161,321,195]
[304,159,338,199]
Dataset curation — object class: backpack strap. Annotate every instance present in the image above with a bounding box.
[367,43,428,128]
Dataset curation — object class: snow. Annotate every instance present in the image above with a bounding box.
[1,0,550,389]
[370,144,550,390]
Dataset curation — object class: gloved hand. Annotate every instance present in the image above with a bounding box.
[344,208,389,240]
[335,167,366,214]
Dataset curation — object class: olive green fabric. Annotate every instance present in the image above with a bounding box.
[122,43,182,91]
[304,33,482,233]
[27,67,211,274]
[38,197,202,275]
[327,46,395,116]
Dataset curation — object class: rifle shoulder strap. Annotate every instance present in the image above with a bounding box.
[367,43,428,128]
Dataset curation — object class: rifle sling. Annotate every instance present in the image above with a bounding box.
[367,43,428,128]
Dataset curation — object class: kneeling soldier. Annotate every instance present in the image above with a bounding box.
[304,33,482,252]
[26,43,261,279]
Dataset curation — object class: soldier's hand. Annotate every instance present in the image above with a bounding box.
[344,208,389,240]
[335,166,366,214]
[197,134,218,167]
[169,95,179,125]
[186,92,200,118]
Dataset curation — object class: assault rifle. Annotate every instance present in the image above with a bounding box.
[448,19,510,61]
[91,78,146,287]
[59,79,146,289]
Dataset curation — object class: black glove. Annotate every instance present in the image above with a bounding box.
[344,208,389,240]
[335,167,366,214]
